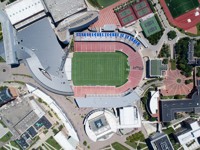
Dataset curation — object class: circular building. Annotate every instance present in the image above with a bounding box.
[84,109,117,142]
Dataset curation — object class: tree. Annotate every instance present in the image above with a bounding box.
[83,141,87,146]
[162,59,168,64]
[196,67,200,77]
[167,30,177,40]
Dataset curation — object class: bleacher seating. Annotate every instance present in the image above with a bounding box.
[75,32,141,50]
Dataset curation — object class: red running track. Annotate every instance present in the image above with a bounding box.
[160,0,200,30]
[73,42,144,97]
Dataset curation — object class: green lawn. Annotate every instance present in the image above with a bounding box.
[46,136,61,150]
[10,141,22,150]
[163,127,175,135]
[125,141,137,149]
[165,0,199,18]
[0,132,12,143]
[72,52,129,86]
[87,0,119,9]
[111,142,130,150]
[170,59,176,70]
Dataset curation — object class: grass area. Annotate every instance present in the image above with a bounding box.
[111,142,130,150]
[0,120,7,128]
[165,0,199,18]
[170,59,176,70]
[125,132,146,149]
[0,23,2,41]
[46,136,61,150]
[4,81,25,85]
[0,56,5,62]
[125,141,137,149]
[72,52,129,86]
[163,127,175,135]
[87,0,119,9]
[12,74,32,78]
[0,132,12,143]
[10,141,22,150]
[197,23,200,35]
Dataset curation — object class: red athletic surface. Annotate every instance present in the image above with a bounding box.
[91,0,128,28]
[161,70,193,96]
[160,0,200,30]
[73,42,144,97]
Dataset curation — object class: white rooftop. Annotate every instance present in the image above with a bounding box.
[149,91,159,114]
[119,106,141,128]
[54,132,76,150]
[177,121,200,145]
[65,58,72,80]
[5,0,45,25]
[187,19,191,23]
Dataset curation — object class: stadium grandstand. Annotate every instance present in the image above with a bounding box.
[56,11,99,43]
[74,31,142,51]
[73,28,145,107]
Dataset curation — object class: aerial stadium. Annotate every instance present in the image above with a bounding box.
[0,0,147,108]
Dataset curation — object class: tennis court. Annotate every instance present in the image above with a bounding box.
[119,8,132,18]
[72,52,129,86]
[132,0,152,18]
[115,7,137,26]
[165,0,199,18]
[122,15,136,25]
[135,1,147,11]
[140,16,161,37]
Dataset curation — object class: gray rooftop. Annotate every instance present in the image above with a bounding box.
[0,9,18,65]
[0,96,44,137]
[150,132,174,150]
[16,18,73,95]
[75,90,140,108]
[43,0,87,23]
[160,83,200,122]
[0,10,73,95]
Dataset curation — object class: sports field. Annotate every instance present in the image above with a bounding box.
[140,16,161,37]
[165,0,200,18]
[88,0,119,9]
[72,52,129,86]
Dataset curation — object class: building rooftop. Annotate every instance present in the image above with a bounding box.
[0,96,45,136]
[175,119,200,145]
[149,59,167,77]
[119,106,141,128]
[5,0,45,25]
[43,0,87,23]
[149,132,174,150]
[16,17,73,95]
[160,82,200,122]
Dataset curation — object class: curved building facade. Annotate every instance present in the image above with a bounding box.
[56,11,99,43]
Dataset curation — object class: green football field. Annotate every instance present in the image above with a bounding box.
[165,0,199,18]
[88,0,119,9]
[72,52,129,86]
[97,0,119,8]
